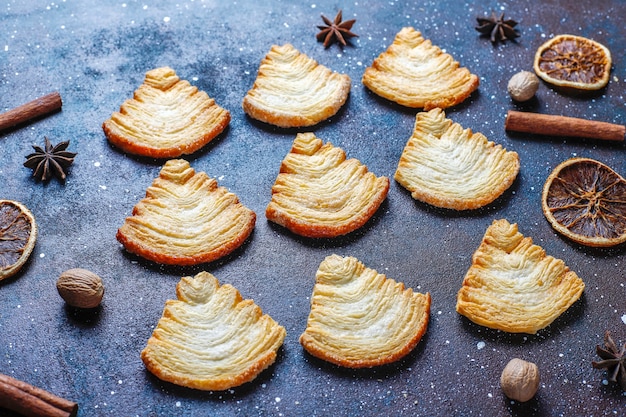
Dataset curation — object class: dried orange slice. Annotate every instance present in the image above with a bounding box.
[542,158,626,247]
[0,200,37,281]
[534,34,611,90]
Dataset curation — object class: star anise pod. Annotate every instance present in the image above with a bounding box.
[592,330,626,390]
[475,12,519,44]
[316,10,358,48]
[24,137,77,182]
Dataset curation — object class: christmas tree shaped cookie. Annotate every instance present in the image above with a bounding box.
[300,255,431,368]
[243,44,351,127]
[395,108,519,210]
[266,132,389,238]
[141,271,286,390]
[362,27,479,109]
[117,159,256,265]
[457,219,585,334]
[103,66,230,158]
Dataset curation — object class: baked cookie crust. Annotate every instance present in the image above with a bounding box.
[266,132,389,238]
[141,271,286,391]
[395,108,519,210]
[103,67,230,158]
[300,255,430,368]
[117,159,256,265]
[362,27,479,109]
[243,44,351,127]
[456,219,585,334]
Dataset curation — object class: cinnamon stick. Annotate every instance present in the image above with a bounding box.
[0,373,77,417]
[0,92,62,132]
[505,110,625,142]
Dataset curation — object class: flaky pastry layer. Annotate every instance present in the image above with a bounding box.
[456,219,585,334]
[362,27,479,109]
[117,159,256,265]
[103,67,230,158]
[243,44,351,127]
[141,271,286,391]
[266,132,389,238]
[300,255,430,368]
[395,108,519,210]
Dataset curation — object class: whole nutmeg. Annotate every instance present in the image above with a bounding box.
[500,358,540,402]
[508,70,540,102]
[56,268,104,309]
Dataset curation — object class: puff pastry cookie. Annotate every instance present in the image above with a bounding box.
[103,66,230,158]
[242,44,351,127]
[362,27,479,109]
[141,271,286,391]
[266,132,389,238]
[117,159,256,265]
[395,108,519,210]
[300,255,431,368]
[456,219,585,334]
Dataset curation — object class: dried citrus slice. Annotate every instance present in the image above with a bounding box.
[542,158,626,247]
[533,34,611,90]
[0,200,37,281]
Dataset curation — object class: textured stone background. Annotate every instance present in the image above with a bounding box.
[1,0,625,416]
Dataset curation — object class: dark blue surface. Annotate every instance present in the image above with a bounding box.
[1,1,625,416]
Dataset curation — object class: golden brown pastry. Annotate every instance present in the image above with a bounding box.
[242,44,351,127]
[141,271,286,391]
[362,27,479,109]
[116,159,256,265]
[266,132,389,238]
[300,255,431,368]
[395,108,519,210]
[456,219,585,334]
[103,66,230,158]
